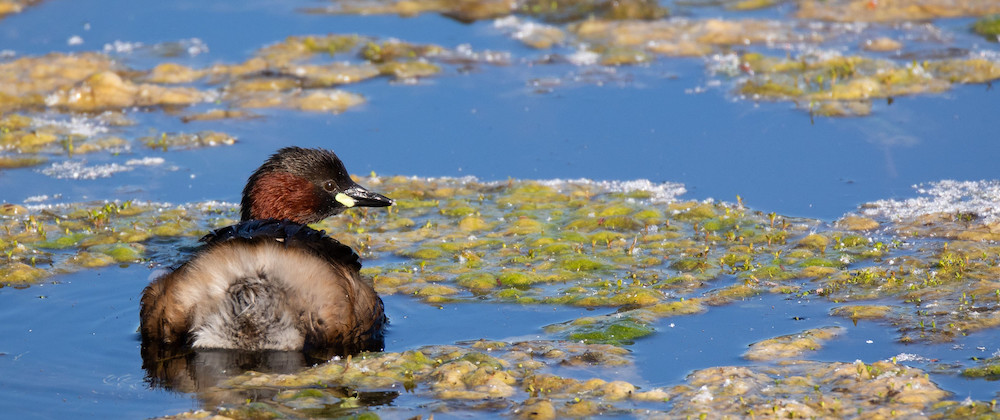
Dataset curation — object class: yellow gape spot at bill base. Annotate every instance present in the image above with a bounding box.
[335,192,356,208]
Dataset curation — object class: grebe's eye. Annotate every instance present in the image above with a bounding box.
[323,180,336,192]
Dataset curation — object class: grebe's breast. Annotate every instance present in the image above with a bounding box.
[140,220,385,353]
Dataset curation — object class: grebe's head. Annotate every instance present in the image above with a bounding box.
[240,147,393,224]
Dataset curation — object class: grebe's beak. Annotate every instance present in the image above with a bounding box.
[336,185,393,209]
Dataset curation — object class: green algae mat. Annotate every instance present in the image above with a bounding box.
[4,176,1000,418]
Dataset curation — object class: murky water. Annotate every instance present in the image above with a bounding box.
[2,0,1000,418]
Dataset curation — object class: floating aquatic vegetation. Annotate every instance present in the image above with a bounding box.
[254,34,366,66]
[797,0,1000,22]
[0,0,36,18]
[139,131,236,150]
[664,360,951,418]
[179,109,259,122]
[545,315,656,345]
[154,338,970,418]
[0,53,116,112]
[516,0,668,23]
[360,40,446,63]
[830,304,895,323]
[44,71,209,111]
[0,113,136,168]
[0,53,208,113]
[144,62,205,84]
[305,0,666,23]
[230,89,366,113]
[304,0,515,22]
[4,175,1000,415]
[0,200,228,286]
[801,182,1000,344]
[862,37,904,52]
[572,18,813,58]
[836,215,879,231]
[743,326,844,361]
[465,9,998,116]
[494,16,567,49]
[0,33,483,118]
[962,353,1000,379]
[974,15,1000,41]
[253,34,476,72]
[158,339,646,418]
[858,180,1000,226]
[734,52,1000,117]
[0,155,47,168]
[4,177,1000,350]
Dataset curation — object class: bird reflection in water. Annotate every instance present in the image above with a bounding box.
[140,343,399,413]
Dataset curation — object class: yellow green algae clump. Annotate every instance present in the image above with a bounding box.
[0,0,35,17]
[974,15,1000,40]
[830,304,894,322]
[735,53,1000,117]
[0,113,139,168]
[4,176,1000,416]
[797,0,1000,22]
[8,176,1000,352]
[664,360,950,419]
[743,326,845,361]
[155,339,958,419]
[550,14,1000,117]
[307,0,668,23]
[140,131,237,151]
[0,33,497,119]
[0,200,216,286]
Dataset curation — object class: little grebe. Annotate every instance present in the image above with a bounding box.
[139,147,392,354]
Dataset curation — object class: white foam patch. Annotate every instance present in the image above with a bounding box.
[23,195,53,203]
[857,180,1000,223]
[891,353,929,363]
[22,199,169,213]
[972,49,1000,61]
[706,52,742,77]
[103,38,208,56]
[39,157,168,180]
[34,116,109,137]
[180,38,209,56]
[451,43,510,65]
[125,157,165,166]
[103,40,144,54]
[493,16,561,45]
[691,385,714,403]
[538,178,687,203]
[189,200,239,211]
[566,49,600,66]
[40,161,133,180]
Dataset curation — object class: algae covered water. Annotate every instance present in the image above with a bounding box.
[2,0,1000,418]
